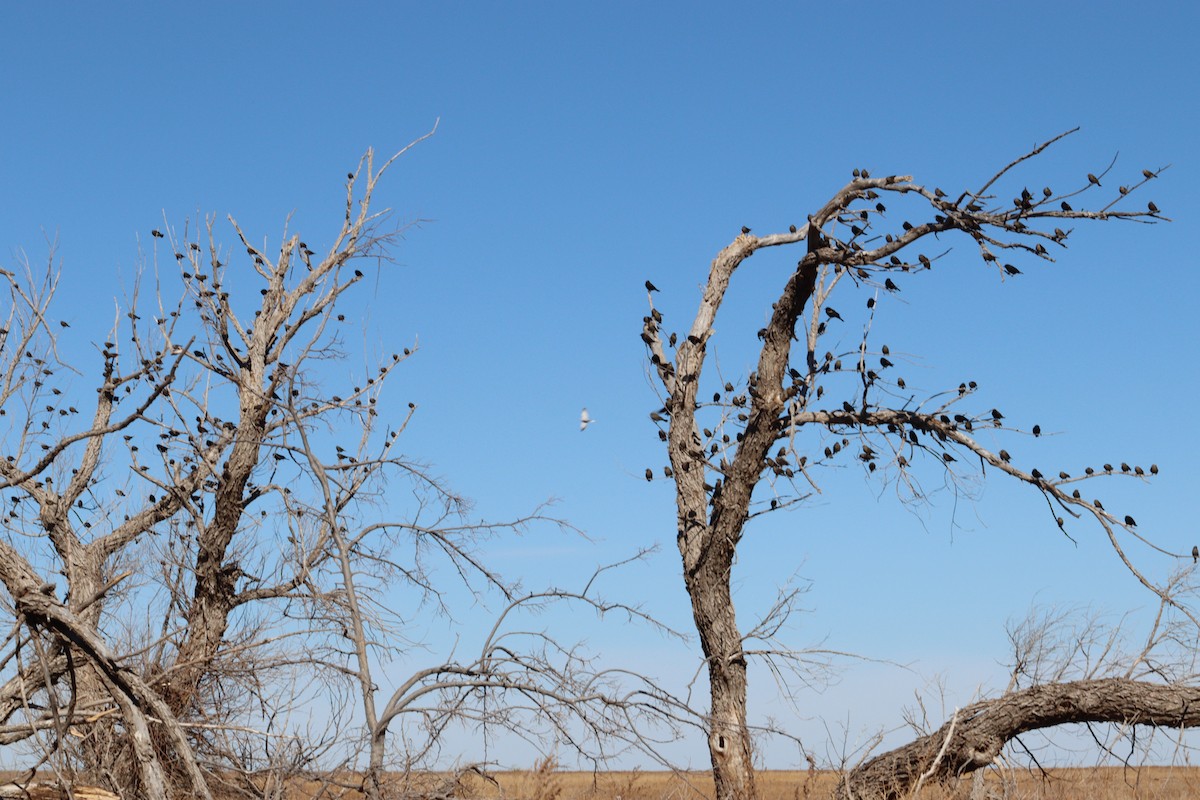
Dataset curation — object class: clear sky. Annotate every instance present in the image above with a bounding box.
[2,1,1198,770]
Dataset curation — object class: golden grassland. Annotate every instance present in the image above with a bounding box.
[456,764,1200,800]
[8,764,1200,799]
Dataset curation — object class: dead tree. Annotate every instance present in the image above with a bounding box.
[838,591,1200,799]
[0,129,690,799]
[641,129,1177,800]
[0,131,450,796]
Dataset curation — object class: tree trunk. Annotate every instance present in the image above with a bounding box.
[686,554,757,800]
[835,678,1200,800]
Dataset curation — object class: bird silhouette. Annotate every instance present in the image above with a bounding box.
[645,280,659,293]
[580,408,594,431]
[825,307,843,321]
[1193,546,1198,564]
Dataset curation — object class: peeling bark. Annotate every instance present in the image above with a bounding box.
[837,679,1200,800]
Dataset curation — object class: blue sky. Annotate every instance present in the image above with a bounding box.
[2,1,1198,770]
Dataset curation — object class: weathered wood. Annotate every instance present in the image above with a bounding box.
[836,679,1200,800]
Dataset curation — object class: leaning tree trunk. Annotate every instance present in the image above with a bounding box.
[835,678,1200,800]
[685,551,757,800]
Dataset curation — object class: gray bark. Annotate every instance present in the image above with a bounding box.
[836,678,1200,800]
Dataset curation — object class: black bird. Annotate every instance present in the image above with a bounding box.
[1031,468,1043,480]
[943,453,956,463]
[1150,464,1159,475]
[884,278,900,292]
[1032,424,1041,437]
[825,307,843,321]
[1104,464,1113,472]
[1094,499,1104,510]
[1124,515,1137,527]
[1120,462,1131,473]
[1143,169,1155,179]
[1003,264,1021,276]
[881,344,890,355]
[645,280,659,293]
[789,224,797,233]
[867,297,876,309]
[741,226,751,235]
[991,408,1004,421]
[1087,173,1101,186]
[1061,201,1073,211]
[645,468,653,482]
[999,449,1011,462]
[880,357,893,368]
[1193,545,1198,564]
[1148,201,1159,213]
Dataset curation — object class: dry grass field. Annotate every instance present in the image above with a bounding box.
[451,762,1200,800]
[7,763,1200,799]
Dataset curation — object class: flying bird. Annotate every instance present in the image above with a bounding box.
[580,408,594,431]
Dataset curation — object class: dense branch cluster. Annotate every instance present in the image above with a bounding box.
[0,137,680,800]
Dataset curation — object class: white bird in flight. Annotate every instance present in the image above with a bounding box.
[580,408,594,431]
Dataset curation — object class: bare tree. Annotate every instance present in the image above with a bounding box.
[838,589,1200,799]
[0,129,682,798]
[641,129,1181,800]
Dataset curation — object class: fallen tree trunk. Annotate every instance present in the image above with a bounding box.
[836,678,1200,800]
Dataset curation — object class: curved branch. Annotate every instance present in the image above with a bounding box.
[837,678,1200,800]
